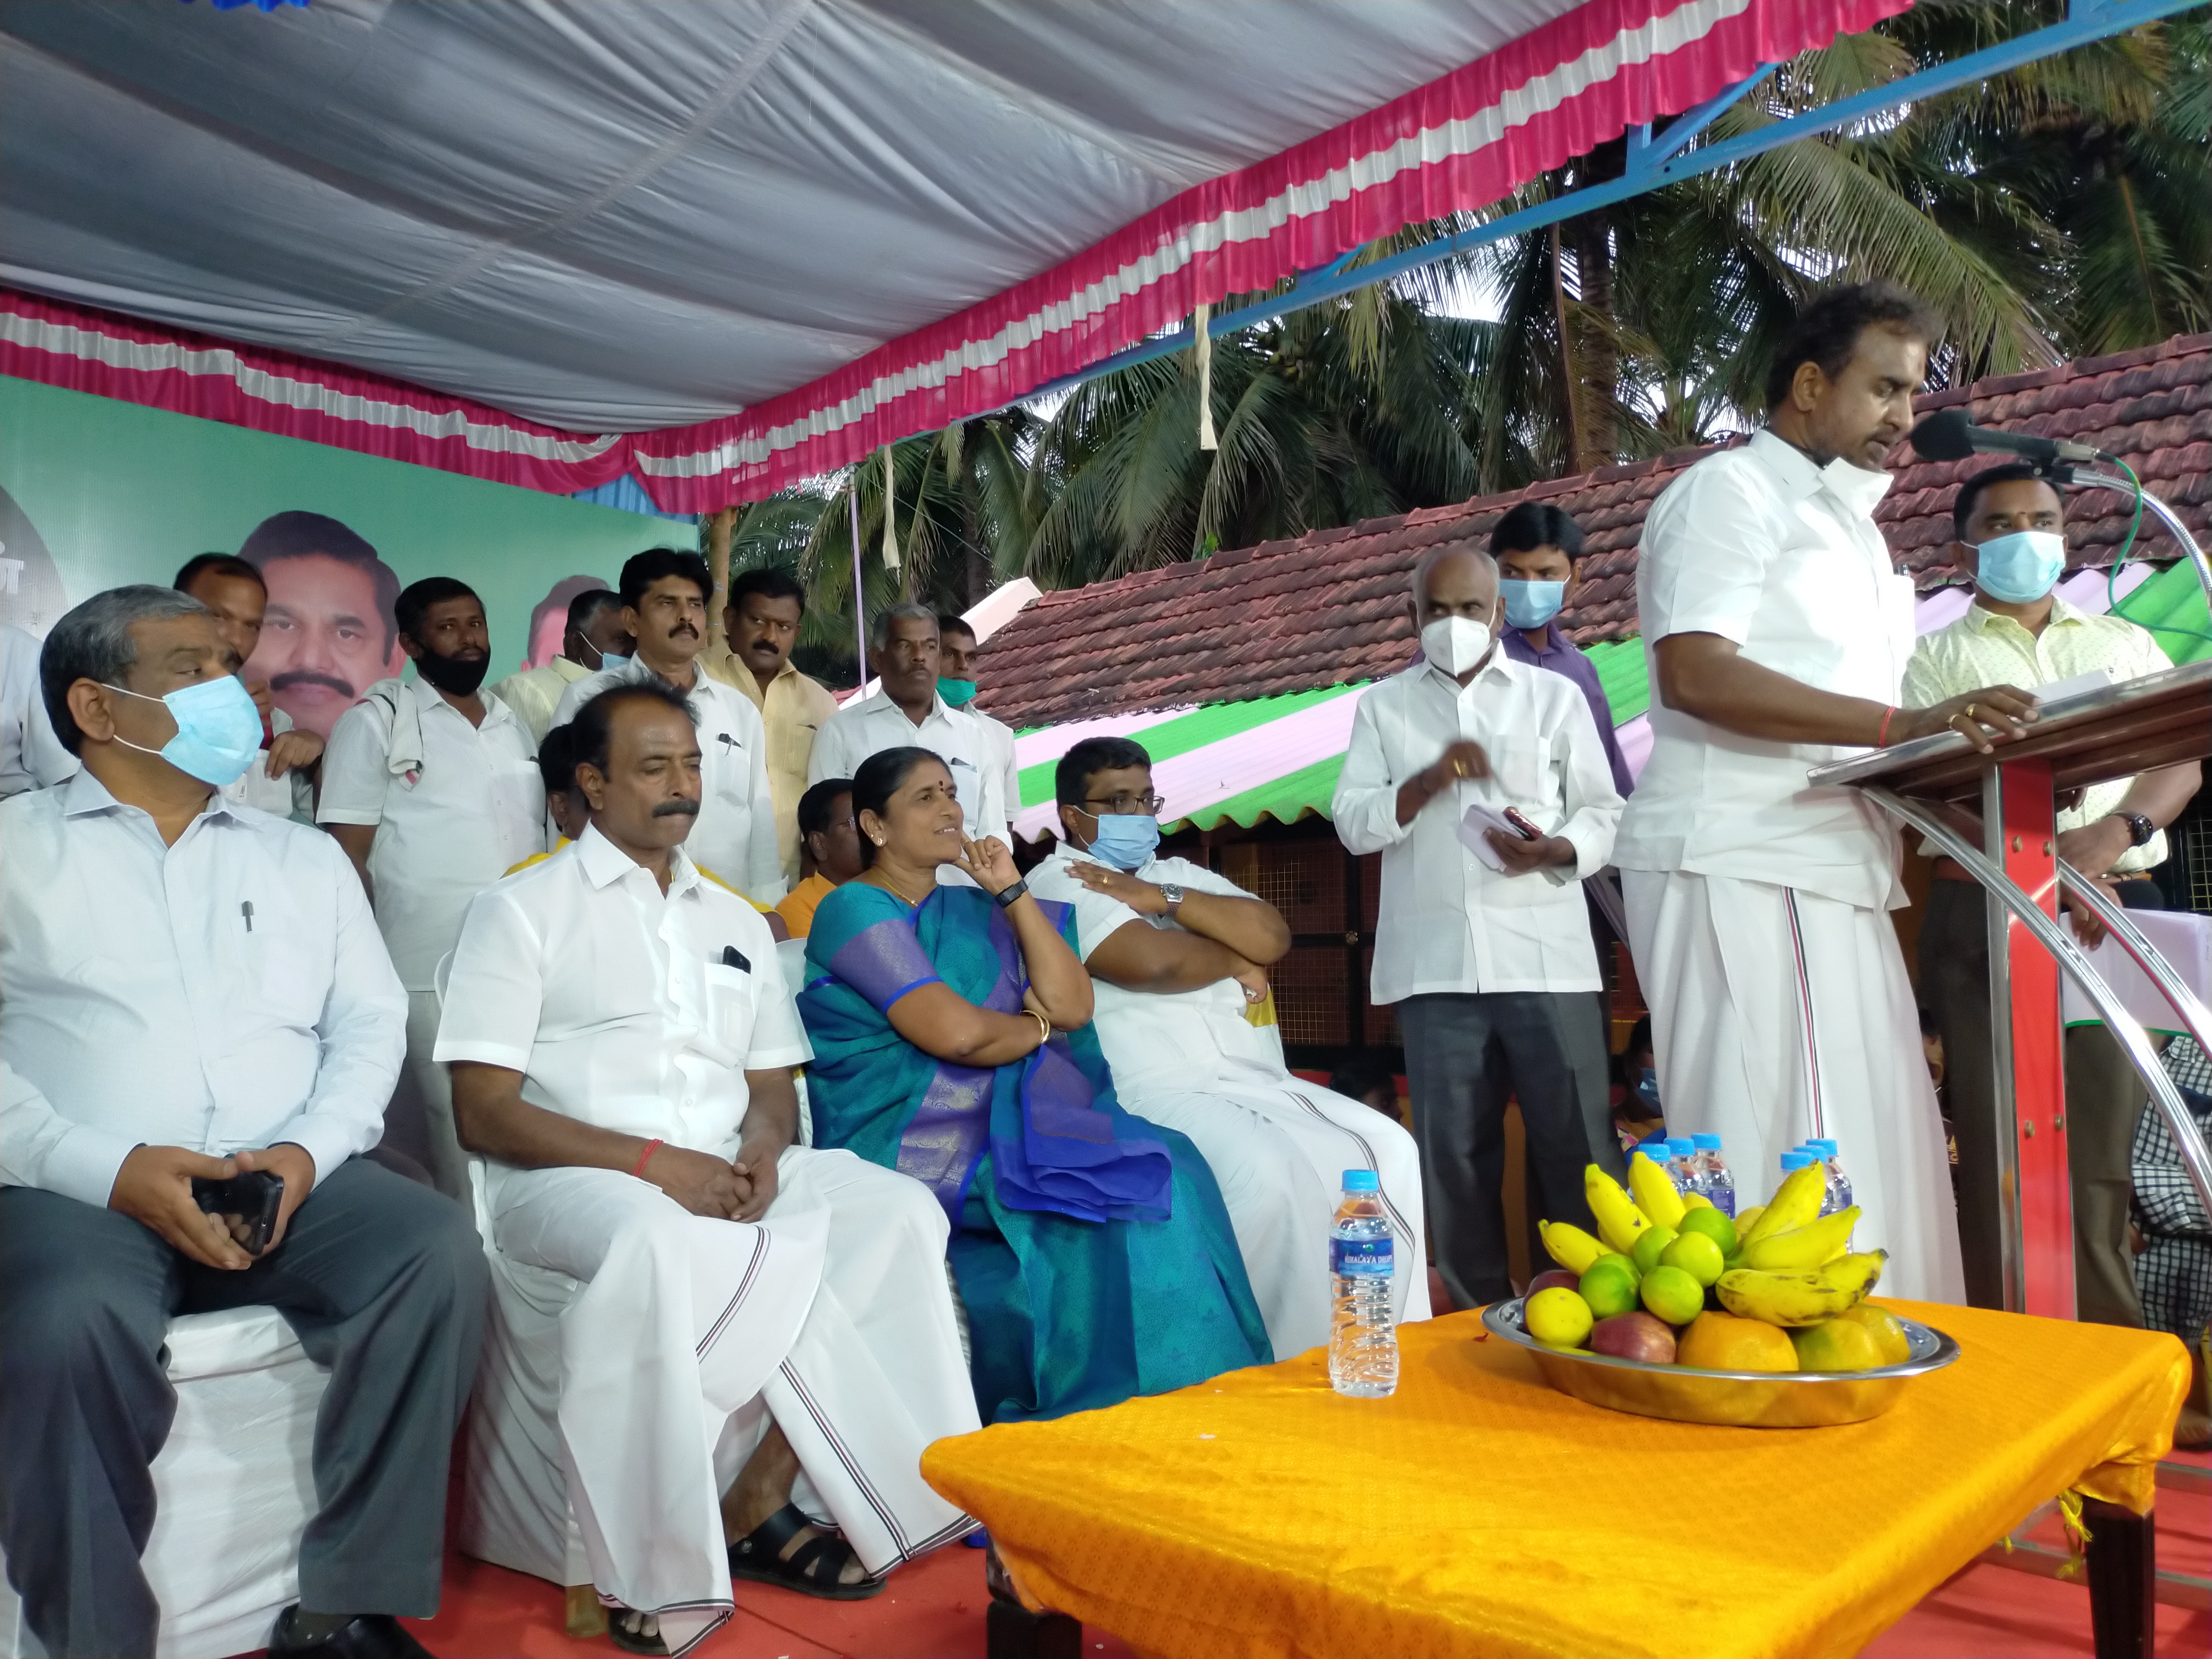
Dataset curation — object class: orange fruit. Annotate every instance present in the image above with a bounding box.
[1839,1302,1913,1367]
[1674,1310,1798,1373]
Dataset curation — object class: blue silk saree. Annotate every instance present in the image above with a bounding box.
[799,880,1271,1423]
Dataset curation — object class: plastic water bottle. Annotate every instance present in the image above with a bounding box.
[1328,1170,1398,1398]
[1803,1139,1853,1215]
[1692,1133,1736,1217]
[1779,1149,1816,1190]
[1664,1137,1698,1188]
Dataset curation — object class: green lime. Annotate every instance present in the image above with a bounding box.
[1630,1224,1678,1276]
[1593,1250,1641,1285]
[1677,1207,1739,1257]
[1640,1264,1704,1326]
[1578,1259,1640,1320]
[1525,1286,1595,1348]
[1660,1231,1727,1287]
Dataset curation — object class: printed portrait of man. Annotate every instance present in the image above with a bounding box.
[522,572,613,671]
[238,510,406,738]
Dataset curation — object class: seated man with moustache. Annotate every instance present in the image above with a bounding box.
[1025,738,1431,1355]
[436,682,975,1656]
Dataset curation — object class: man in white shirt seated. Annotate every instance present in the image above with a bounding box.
[489,586,632,747]
[0,620,80,797]
[0,586,487,1659]
[553,549,784,905]
[435,682,977,1656]
[1026,739,1430,1355]
[175,554,325,821]
[1334,547,1627,1310]
[320,578,547,1199]
[808,604,1011,870]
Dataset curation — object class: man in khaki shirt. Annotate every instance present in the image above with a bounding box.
[488,587,631,746]
[1905,462,2199,1326]
[702,566,841,888]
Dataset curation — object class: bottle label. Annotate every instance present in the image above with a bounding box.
[1709,1190,1736,1218]
[1332,1236,1394,1277]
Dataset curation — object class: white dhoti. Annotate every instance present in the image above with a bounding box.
[1123,1077,1431,1355]
[1622,868,1964,1303]
[462,1146,977,1655]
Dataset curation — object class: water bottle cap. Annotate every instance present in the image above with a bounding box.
[1636,1135,1668,1150]
[1806,1139,1838,1156]
[1692,1134,1722,1150]
[1780,1151,1814,1171]
[1341,1170,1380,1192]
[1665,1138,1695,1155]
[1633,1145,1668,1164]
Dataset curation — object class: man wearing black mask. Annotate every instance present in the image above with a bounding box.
[320,578,547,1197]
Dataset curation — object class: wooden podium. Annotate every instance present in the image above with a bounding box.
[1809,658,2212,1319]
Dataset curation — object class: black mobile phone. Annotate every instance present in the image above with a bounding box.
[1502,806,1543,841]
[191,1170,285,1256]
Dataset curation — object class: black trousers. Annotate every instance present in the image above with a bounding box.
[1918,878,2150,1326]
[0,1157,489,1659]
[1399,990,1616,1308]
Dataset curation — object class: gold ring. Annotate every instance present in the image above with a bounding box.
[1963,703,1977,722]
[1454,760,1467,778]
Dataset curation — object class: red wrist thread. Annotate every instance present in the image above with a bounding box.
[630,1139,664,1180]
[1877,705,1898,747]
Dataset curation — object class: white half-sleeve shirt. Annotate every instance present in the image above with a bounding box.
[318,675,546,990]
[808,690,1012,848]
[1025,844,1286,1097]
[2,770,406,1206]
[435,826,811,1164]
[1613,429,1916,910]
[1333,651,1624,1002]
[552,661,784,903]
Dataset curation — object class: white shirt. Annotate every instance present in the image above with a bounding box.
[1614,430,1916,909]
[809,690,1013,884]
[0,624,74,799]
[1025,844,1287,1096]
[552,660,784,903]
[434,825,811,1164]
[1,770,406,1207]
[221,704,315,823]
[318,675,546,990]
[971,704,1022,831]
[1334,653,1624,1001]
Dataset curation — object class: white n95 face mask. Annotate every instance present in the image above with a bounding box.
[1421,616,1496,675]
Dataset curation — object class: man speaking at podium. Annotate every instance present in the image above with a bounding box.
[1614,283,2039,1303]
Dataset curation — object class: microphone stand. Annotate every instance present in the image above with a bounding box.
[2046,461,2212,612]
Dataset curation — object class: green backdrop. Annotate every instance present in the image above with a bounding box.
[0,375,674,672]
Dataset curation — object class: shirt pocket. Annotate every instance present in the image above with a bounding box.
[1490,737,1548,804]
[700,961,760,1059]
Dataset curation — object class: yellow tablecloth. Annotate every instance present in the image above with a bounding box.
[922,1302,2187,1659]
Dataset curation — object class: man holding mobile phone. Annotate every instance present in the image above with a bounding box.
[1,586,487,1659]
[1333,546,1626,1311]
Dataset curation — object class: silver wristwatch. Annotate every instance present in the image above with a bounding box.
[1156,881,1185,919]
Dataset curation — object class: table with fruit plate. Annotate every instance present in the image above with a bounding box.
[925,1301,2189,1659]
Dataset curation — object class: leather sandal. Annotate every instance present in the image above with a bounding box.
[727,1503,885,1601]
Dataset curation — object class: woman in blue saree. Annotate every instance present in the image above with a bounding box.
[800,747,1271,1426]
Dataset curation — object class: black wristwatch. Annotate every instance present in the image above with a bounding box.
[993,878,1029,909]
[2117,812,2155,848]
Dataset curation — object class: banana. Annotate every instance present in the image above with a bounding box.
[1733,1203,1766,1239]
[1739,1206,1860,1271]
[1819,1250,1887,1306]
[1585,1164,1652,1256]
[1681,1191,1715,1212]
[1628,1150,1687,1230]
[1540,1220,1609,1276]
[1715,1267,1855,1328]
[1740,1162,1825,1249]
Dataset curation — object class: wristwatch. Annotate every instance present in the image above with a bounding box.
[1156,881,1186,920]
[2117,812,2155,848]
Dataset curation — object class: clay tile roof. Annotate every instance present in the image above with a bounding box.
[978,333,2212,729]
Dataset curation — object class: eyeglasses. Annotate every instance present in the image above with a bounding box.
[1082,792,1166,816]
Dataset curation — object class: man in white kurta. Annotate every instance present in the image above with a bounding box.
[1026,738,1430,1357]
[1613,283,2038,1304]
[436,682,974,1654]
[553,550,782,903]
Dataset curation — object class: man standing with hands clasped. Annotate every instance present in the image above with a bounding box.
[1614,281,2043,1305]
[1334,546,1625,1311]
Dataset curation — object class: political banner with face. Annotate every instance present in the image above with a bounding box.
[1,375,678,737]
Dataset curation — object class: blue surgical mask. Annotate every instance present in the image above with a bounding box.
[1084,812,1161,872]
[108,674,264,787]
[596,650,630,672]
[937,676,979,708]
[1971,530,2066,604]
[1632,1068,1661,1113]
[1500,579,1567,630]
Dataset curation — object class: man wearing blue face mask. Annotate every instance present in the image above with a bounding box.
[1,586,484,1659]
[1906,461,2200,1324]
[1025,737,1431,1355]
[1493,502,1634,797]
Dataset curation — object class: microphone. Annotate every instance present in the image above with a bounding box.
[1910,408,2103,467]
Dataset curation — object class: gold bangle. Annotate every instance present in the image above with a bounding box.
[1029,1009,1051,1045]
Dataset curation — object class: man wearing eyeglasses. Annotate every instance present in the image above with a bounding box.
[1024,738,1431,1359]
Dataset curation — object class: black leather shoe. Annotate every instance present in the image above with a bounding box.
[267,1606,438,1658]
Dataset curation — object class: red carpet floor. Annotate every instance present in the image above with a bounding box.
[369,1451,2207,1659]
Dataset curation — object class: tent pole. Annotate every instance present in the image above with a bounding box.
[848,479,868,683]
